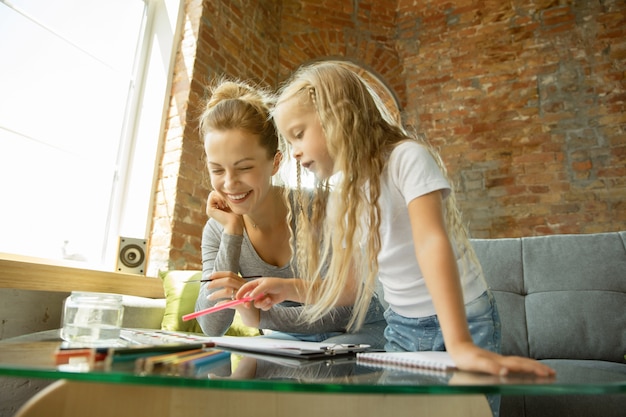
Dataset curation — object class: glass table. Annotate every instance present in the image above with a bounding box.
[1,330,625,417]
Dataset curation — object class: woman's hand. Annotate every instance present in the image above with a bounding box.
[206,271,253,303]
[206,271,261,326]
[206,191,244,235]
[447,341,556,377]
[237,277,302,310]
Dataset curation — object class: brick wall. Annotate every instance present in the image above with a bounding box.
[397,0,626,238]
[150,0,625,271]
[149,0,282,273]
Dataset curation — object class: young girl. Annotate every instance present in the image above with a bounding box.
[196,78,386,348]
[238,62,555,378]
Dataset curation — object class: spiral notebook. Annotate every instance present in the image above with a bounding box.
[356,351,457,372]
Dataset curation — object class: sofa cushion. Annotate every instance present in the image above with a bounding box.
[522,233,626,362]
[474,232,626,363]
[471,238,530,357]
[121,295,166,329]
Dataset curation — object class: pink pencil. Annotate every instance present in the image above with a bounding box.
[182,296,259,321]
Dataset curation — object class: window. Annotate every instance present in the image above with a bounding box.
[0,0,181,269]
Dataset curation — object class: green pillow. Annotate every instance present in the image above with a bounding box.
[159,270,260,337]
[159,270,204,333]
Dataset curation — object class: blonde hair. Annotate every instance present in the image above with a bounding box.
[274,61,481,330]
[200,78,279,159]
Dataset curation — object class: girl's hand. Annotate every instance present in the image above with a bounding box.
[236,277,299,310]
[206,191,244,235]
[448,342,556,377]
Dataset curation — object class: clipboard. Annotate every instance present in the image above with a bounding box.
[208,336,370,359]
[237,350,358,368]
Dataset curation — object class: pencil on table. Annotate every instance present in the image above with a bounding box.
[135,348,205,374]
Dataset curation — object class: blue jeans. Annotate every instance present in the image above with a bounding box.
[383,290,502,417]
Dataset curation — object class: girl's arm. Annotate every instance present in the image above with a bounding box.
[238,264,358,311]
[408,190,554,377]
[237,277,314,309]
[407,191,473,347]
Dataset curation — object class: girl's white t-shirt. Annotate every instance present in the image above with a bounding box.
[372,141,486,318]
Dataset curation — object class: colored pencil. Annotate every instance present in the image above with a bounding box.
[136,348,205,374]
[182,295,258,321]
[109,343,214,364]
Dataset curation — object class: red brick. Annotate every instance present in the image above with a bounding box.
[572,160,593,172]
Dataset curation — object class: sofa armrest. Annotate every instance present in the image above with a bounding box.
[121,296,166,329]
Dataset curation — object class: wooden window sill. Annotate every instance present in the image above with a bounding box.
[0,253,164,299]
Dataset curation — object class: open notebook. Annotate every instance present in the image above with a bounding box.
[356,351,457,372]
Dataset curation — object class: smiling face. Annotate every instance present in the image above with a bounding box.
[204,128,279,214]
[273,96,334,180]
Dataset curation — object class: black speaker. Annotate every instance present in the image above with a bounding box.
[116,237,147,275]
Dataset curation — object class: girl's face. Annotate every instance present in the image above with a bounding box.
[273,97,334,180]
[204,128,279,214]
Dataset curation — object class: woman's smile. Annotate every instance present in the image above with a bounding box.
[226,190,252,203]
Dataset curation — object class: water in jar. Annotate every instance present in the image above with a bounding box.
[61,292,124,344]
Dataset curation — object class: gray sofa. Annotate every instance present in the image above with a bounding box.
[472,231,626,417]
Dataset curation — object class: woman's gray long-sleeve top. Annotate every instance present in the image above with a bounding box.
[195,218,384,337]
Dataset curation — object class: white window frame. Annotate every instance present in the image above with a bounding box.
[0,0,183,271]
[103,0,183,268]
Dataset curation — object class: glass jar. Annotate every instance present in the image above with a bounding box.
[60,291,124,344]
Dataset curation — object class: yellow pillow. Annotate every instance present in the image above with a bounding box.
[159,270,260,337]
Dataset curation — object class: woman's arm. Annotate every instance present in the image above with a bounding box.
[257,305,352,332]
[195,220,242,336]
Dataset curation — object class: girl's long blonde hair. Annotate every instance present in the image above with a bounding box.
[274,61,480,330]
